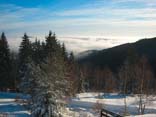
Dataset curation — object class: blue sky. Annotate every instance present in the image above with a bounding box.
[0,0,156,53]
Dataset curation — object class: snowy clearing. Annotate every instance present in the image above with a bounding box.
[66,93,156,117]
[0,92,30,117]
[0,92,156,117]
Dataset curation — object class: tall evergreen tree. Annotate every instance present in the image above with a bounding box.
[23,56,67,116]
[69,52,74,62]
[10,52,19,90]
[0,32,12,89]
[67,52,82,95]
[62,43,68,61]
[18,33,33,91]
[45,31,60,58]
[19,33,33,72]
[32,39,43,64]
[19,33,32,66]
[19,31,69,116]
[77,69,85,93]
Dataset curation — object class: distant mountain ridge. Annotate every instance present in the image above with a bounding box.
[76,50,98,59]
[78,37,156,72]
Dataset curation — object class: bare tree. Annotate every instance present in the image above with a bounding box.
[103,67,116,92]
[119,61,129,116]
[136,56,154,115]
[94,67,116,92]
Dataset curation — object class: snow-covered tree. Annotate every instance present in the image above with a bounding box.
[19,31,69,117]
[28,56,67,116]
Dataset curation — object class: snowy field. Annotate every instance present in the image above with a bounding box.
[66,93,156,117]
[0,92,156,117]
[0,92,30,117]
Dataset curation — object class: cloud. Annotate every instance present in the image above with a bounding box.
[55,5,156,21]
[58,36,139,54]
[112,0,156,6]
[0,4,41,23]
[1,2,156,33]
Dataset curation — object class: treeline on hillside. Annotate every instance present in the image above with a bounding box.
[79,52,156,94]
[77,38,156,94]
[0,31,84,116]
[78,37,156,74]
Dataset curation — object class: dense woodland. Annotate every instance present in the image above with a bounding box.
[0,31,156,116]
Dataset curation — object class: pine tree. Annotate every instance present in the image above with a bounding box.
[19,62,48,116]
[18,33,33,94]
[17,31,72,116]
[66,52,79,96]
[32,39,43,64]
[19,33,32,65]
[69,52,74,63]
[30,50,67,116]
[10,52,19,90]
[62,43,68,61]
[45,31,60,58]
[77,69,85,93]
[19,33,33,78]
[0,32,12,89]
[19,62,36,94]
[19,31,69,116]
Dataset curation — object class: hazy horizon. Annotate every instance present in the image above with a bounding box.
[8,35,150,54]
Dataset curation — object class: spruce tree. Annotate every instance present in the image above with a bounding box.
[0,32,12,89]
[62,43,68,61]
[19,33,33,92]
[10,52,19,90]
[19,33,32,65]
[45,31,59,58]
[19,31,69,116]
[19,33,32,72]
[69,52,74,63]
[66,52,78,96]
[32,39,43,64]
[24,56,67,116]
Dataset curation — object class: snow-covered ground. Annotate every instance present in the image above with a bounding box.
[66,93,156,117]
[0,92,30,117]
[0,92,156,117]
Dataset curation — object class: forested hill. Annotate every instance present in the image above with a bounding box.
[78,37,156,72]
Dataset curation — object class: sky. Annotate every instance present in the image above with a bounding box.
[0,0,156,53]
